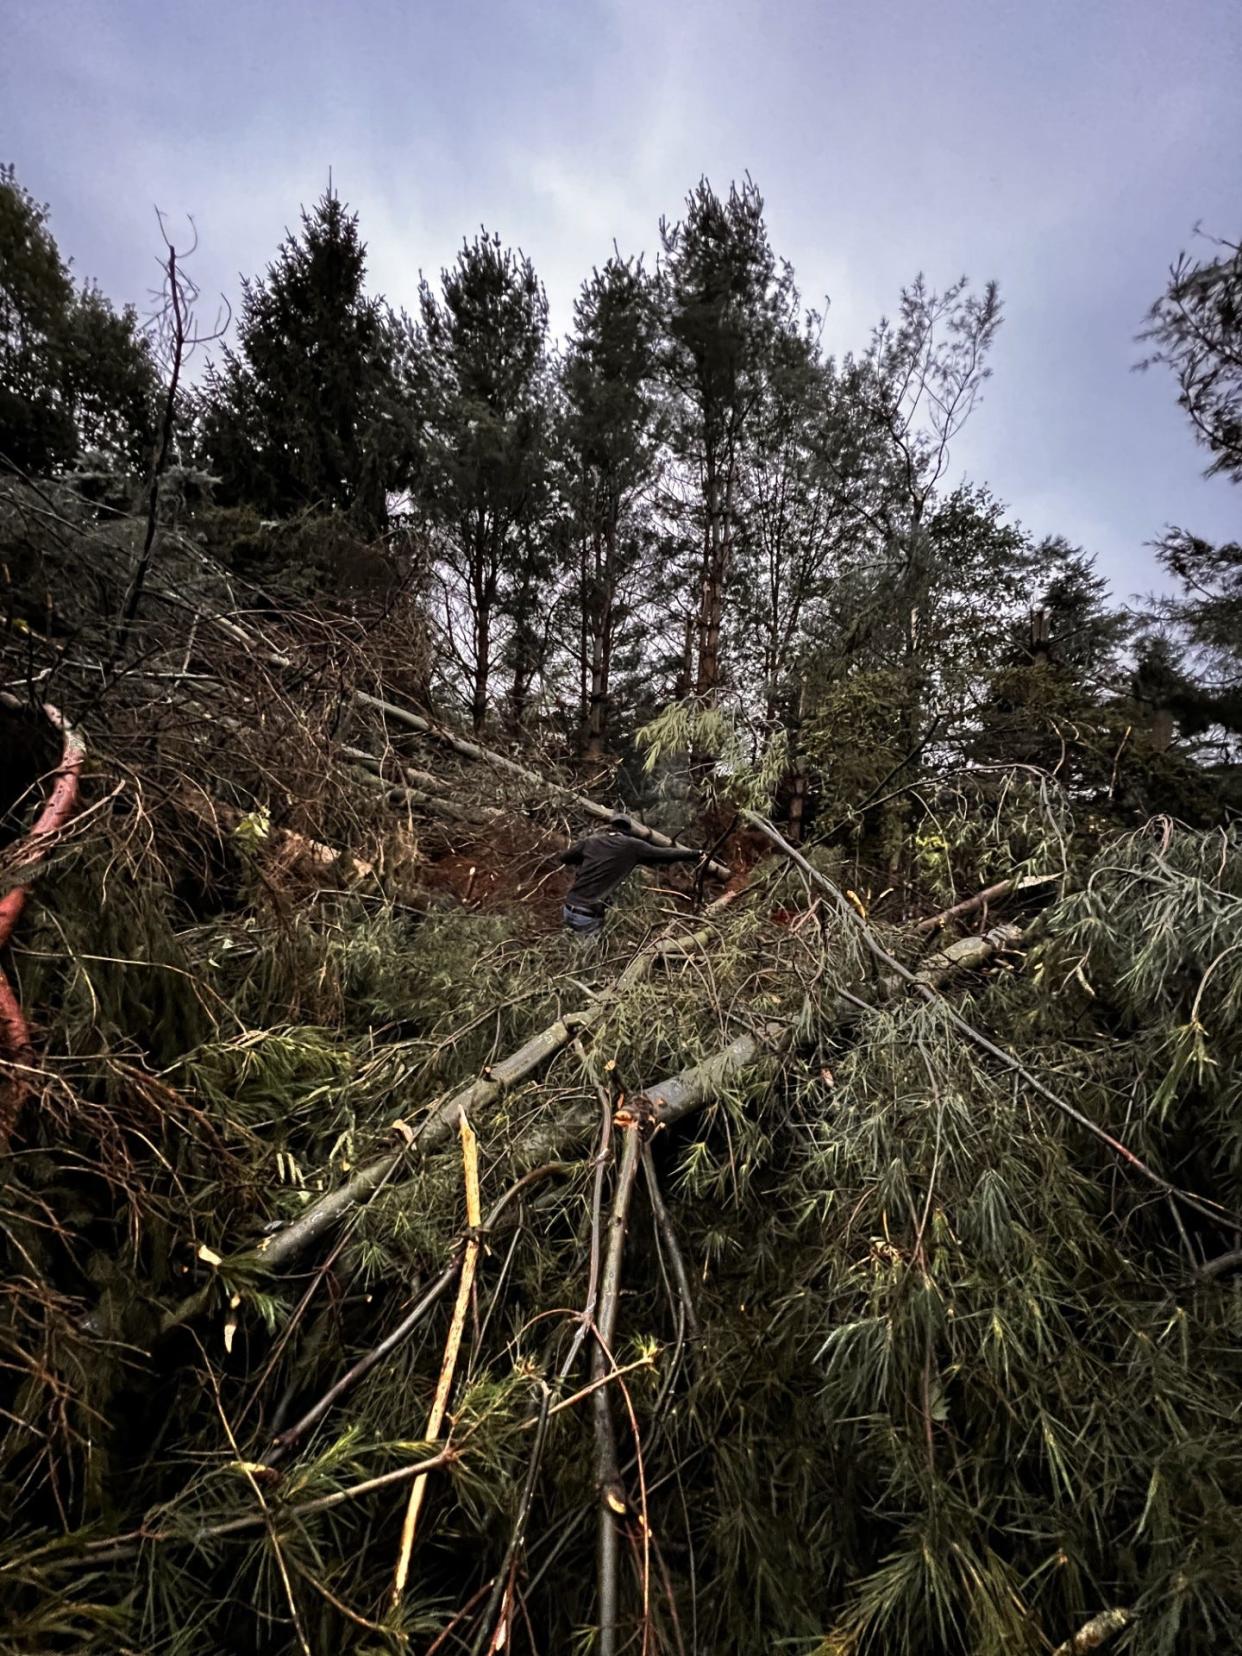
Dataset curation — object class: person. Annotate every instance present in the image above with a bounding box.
[559,814,702,935]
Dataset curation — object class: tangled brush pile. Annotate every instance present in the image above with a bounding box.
[1,489,1241,1653]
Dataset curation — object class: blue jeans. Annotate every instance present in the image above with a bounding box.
[562,904,604,936]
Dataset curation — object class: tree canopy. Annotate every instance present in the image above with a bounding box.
[0,165,156,476]
[0,165,1240,1656]
[199,189,412,533]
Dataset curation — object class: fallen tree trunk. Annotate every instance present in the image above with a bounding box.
[208,614,731,879]
[242,882,1014,1285]
[350,691,731,875]
[915,872,1059,934]
[743,809,1240,1234]
[516,925,1022,1168]
[341,744,468,804]
[347,763,501,829]
[193,885,754,1293]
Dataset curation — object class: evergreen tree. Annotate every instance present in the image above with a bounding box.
[971,537,1143,788]
[918,485,1039,699]
[734,278,1002,847]
[732,315,897,723]
[0,166,156,477]
[1141,532,1242,747]
[1141,230,1241,484]
[199,189,411,533]
[559,254,662,756]
[415,230,549,732]
[1021,537,1131,677]
[1139,230,1242,745]
[846,279,1003,864]
[659,177,795,698]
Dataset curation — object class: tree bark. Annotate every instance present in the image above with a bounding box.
[585,534,613,762]
[471,593,491,735]
[593,1124,641,1656]
[915,873,1058,935]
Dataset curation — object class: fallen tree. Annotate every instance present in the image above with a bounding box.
[207,611,733,878]
[203,878,756,1286]
[3,600,1242,1654]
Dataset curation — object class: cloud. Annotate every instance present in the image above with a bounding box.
[7,0,1237,592]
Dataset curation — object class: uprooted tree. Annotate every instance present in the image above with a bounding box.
[1,166,1241,1656]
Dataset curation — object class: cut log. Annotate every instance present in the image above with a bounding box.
[173,788,380,885]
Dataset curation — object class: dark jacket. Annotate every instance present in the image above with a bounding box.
[559,830,699,912]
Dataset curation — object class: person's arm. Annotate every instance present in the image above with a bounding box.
[632,840,702,867]
[558,841,586,866]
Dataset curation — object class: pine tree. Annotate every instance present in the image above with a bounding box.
[0,165,156,477]
[659,177,795,698]
[415,230,549,732]
[731,314,897,727]
[1141,230,1241,485]
[199,189,411,533]
[559,255,662,756]
[973,536,1142,788]
[1022,537,1131,676]
[1139,230,1242,747]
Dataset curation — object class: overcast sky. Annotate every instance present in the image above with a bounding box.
[6,0,1239,595]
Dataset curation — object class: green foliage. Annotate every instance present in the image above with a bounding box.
[199,189,412,533]
[1144,532,1242,742]
[659,175,797,696]
[0,164,157,476]
[1141,229,1242,487]
[192,502,422,612]
[636,696,790,809]
[414,229,551,729]
[559,254,663,753]
[4,662,1242,1655]
[4,165,1242,1656]
[1137,229,1242,751]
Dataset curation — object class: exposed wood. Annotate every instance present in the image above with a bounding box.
[1051,1608,1132,1655]
[205,883,756,1287]
[915,872,1059,934]
[174,787,379,885]
[392,1113,482,1606]
[264,1162,574,1464]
